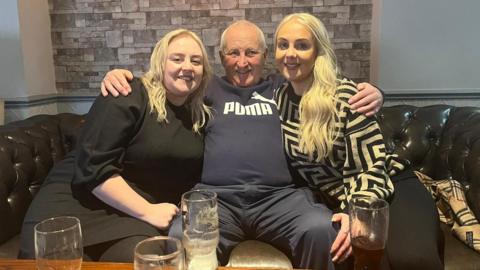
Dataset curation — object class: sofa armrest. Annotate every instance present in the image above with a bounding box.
[0,114,85,246]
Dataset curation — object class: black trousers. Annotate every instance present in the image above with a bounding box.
[84,235,149,262]
[170,184,341,270]
[383,170,444,270]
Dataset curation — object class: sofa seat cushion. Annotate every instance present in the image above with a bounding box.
[443,223,480,269]
[227,240,292,269]
[0,235,19,259]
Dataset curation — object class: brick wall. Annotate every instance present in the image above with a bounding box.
[49,0,372,94]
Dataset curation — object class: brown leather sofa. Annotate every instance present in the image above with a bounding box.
[1,105,480,269]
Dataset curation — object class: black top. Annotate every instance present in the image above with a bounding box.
[72,78,203,205]
[20,78,204,251]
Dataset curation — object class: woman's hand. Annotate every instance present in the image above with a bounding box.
[141,203,179,230]
[101,69,134,97]
[349,82,383,116]
[330,213,352,263]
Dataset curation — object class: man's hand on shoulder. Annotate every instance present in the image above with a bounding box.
[348,82,383,117]
[101,69,134,97]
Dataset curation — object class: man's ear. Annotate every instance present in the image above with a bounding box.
[219,51,225,64]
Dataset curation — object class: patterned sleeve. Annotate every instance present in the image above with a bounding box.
[336,79,394,207]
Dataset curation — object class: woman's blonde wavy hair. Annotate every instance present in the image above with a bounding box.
[275,13,340,161]
[141,29,212,133]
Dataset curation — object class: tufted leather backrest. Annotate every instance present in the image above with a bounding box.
[378,105,480,183]
[377,105,480,219]
[0,113,85,244]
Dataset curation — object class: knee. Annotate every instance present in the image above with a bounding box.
[290,215,337,268]
[99,236,148,262]
[298,214,337,243]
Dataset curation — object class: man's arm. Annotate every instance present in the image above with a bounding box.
[100,70,384,116]
[100,69,134,96]
[348,82,384,116]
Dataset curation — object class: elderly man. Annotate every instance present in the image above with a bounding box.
[101,20,383,269]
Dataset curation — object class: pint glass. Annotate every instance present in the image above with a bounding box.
[349,197,389,270]
[181,190,219,270]
[34,216,83,270]
[134,236,184,270]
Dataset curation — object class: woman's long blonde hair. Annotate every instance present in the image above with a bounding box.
[275,13,339,161]
[141,29,212,133]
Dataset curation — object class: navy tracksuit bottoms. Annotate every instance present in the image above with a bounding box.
[170,184,340,270]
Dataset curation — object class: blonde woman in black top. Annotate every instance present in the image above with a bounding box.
[19,29,211,262]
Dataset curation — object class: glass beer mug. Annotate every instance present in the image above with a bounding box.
[349,197,389,270]
[181,190,219,270]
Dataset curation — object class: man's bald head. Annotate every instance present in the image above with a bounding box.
[220,20,267,54]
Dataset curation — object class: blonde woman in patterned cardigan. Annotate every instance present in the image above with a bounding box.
[273,13,443,270]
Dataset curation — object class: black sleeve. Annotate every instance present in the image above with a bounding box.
[72,79,146,193]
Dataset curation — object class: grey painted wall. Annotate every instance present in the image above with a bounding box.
[0,0,26,99]
[0,0,56,100]
[17,0,57,97]
[372,0,480,96]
